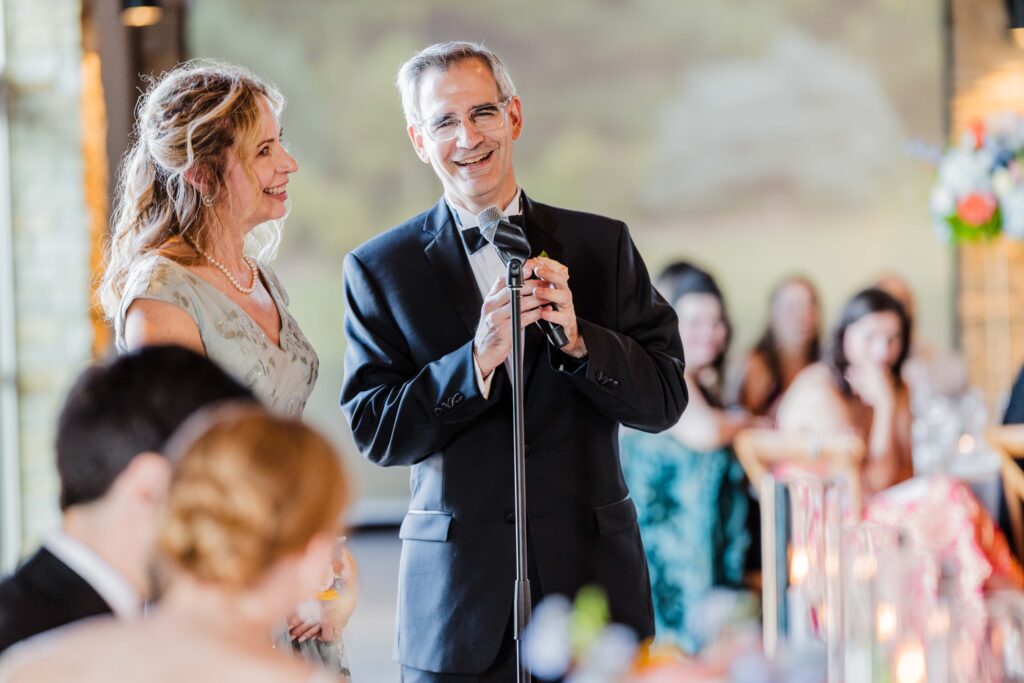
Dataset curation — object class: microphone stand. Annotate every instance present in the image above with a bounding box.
[507,257,531,683]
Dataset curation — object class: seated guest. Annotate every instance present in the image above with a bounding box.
[874,272,967,401]
[777,288,1022,625]
[0,346,253,654]
[621,262,754,654]
[0,406,350,683]
[777,287,913,495]
[998,366,1024,559]
[729,275,820,419]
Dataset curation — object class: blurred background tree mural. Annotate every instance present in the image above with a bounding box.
[188,0,947,511]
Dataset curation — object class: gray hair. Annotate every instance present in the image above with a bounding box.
[396,41,518,125]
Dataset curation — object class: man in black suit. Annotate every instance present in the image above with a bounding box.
[0,346,252,654]
[341,41,687,681]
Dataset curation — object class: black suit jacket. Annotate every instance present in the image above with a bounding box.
[0,547,112,654]
[341,194,687,674]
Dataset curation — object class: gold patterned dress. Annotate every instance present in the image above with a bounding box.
[114,254,318,417]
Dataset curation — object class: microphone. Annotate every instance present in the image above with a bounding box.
[477,206,570,349]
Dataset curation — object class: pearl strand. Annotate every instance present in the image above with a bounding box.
[192,242,258,295]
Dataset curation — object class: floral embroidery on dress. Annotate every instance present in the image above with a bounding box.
[115,255,318,417]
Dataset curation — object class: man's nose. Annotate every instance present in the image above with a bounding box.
[455,117,484,147]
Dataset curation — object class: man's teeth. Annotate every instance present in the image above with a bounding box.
[456,152,490,166]
[264,186,286,195]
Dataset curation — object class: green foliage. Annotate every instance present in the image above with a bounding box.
[946,206,1002,243]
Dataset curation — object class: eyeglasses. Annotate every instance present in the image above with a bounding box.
[417,97,513,143]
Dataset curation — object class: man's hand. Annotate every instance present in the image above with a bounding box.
[472,256,587,375]
[526,256,586,359]
[473,268,547,376]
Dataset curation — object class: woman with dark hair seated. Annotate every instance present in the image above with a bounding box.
[731,275,821,419]
[776,288,1023,621]
[621,262,757,653]
[777,287,913,495]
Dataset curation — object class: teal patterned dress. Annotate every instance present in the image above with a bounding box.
[620,430,749,653]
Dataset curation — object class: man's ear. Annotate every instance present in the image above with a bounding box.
[407,124,430,165]
[508,96,523,141]
[114,452,173,506]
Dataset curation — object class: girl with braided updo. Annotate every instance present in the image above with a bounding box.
[98,60,318,417]
[0,407,350,683]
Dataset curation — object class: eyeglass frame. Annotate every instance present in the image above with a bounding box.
[414,96,515,143]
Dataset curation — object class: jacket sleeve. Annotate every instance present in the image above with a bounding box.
[340,252,498,467]
[550,223,687,431]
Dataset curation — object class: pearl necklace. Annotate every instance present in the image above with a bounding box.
[192,243,258,295]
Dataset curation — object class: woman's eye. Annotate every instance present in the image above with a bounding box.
[258,146,270,156]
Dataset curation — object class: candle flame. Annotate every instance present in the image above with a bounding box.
[877,602,898,643]
[852,553,877,581]
[958,433,974,453]
[790,547,810,585]
[894,640,926,683]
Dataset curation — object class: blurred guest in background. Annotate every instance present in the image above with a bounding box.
[98,60,317,417]
[621,262,754,653]
[728,275,820,419]
[0,346,253,655]
[0,407,350,683]
[777,288,1023,603]
[875,272,966,402]
[777,287,914,494]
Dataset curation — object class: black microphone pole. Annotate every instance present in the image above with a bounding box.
[506,257,531,683]
[477,205,532,683]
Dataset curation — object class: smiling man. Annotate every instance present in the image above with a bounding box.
[340,41,688,682]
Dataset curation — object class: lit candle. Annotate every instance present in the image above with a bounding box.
[876,601,899,644]
[788,546,810,647]
[790,546,810,585]
[894,639,926,683]
[852,553,877,581]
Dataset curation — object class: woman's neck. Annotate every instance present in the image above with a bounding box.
[204,212,249,267]
[159,577,279,649]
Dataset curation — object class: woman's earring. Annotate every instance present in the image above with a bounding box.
[202,194,214,207]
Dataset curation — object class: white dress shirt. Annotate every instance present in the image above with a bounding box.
[44,531,142,620]
[446,190,523,399]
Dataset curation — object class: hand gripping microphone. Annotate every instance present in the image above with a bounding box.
[477,206,570,349]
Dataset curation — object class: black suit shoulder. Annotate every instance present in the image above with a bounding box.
[0,548,111,654]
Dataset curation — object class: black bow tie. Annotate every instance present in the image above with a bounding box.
[461,227,489,254]
[461,215,525,255]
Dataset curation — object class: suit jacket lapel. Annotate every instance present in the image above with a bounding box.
[521,193,564,262]
[520,193,566,389]
[423,197,482,340]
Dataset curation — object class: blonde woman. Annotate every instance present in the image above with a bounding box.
[0,407,348,683]
[98,60,317,416]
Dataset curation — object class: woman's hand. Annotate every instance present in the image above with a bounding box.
[846,364,895,410]
[288,612,323,643]
[318,542,358,642]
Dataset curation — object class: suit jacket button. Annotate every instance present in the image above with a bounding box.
[504,512,515,524]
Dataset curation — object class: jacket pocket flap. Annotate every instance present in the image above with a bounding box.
[593,497,637,536]
[399,511,453,542]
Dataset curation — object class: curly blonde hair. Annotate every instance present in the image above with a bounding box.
[159,405,349,587]
[98,59,286,319]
